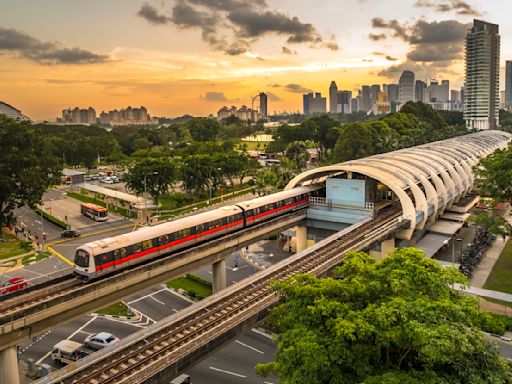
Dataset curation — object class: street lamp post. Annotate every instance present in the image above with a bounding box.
[143,172,158,224]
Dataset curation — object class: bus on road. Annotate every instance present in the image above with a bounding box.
[80,203,108,222]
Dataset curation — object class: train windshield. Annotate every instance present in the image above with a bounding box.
[74,249,90,267]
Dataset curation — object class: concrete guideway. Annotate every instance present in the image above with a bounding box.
[0,210,307,351]
[34,212,404,384]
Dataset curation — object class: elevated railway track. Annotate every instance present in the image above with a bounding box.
[36,207,405,384]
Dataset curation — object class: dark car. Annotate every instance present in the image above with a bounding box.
[61,229,81,238]
[0,277,29,295]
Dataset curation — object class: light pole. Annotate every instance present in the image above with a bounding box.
[143,171,158,224]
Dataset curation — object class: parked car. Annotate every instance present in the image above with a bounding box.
[111,176,119,183]
[61,229,81,238]
[103,177,113,184]
[90,174,99,180]
[84,332,119,350]
[0,277,29,295]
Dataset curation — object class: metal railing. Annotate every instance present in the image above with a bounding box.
[309,197,374,211]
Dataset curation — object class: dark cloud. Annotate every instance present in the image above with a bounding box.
[371,18,408,40]
[414,0,482,16]
[137,1,337,55]
[386,55,398,61]
[369,33,386,41]
[284,83,312,93]
[137,3,170,24]
[0,27,108,64]
[282,46,297,55]
[267,92,281,101]
[200,91,228,102]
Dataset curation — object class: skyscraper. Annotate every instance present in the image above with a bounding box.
[259,92,268,117]
[464,19,500,130]
[415,80,427,102]
[361,86,371,112]
[505,61,512,110]
[399,71,415,103]
[387,84,399,103]
[329,81,338,113]
[303,92,326,115]
[370,85,381,106]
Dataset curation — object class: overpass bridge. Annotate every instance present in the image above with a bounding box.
[1,130,511,383]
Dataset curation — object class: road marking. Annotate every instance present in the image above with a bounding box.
[49,243,84,247]
[251,328,274,340]
[35,220,41,224]
[47,246,74,266]
[171,308,178,313]
[150,296,165,305]
[131,224,139,232]
[163,286,195,303]
[46,223,135,247]
[36,315,97,365]
[264,381,275,384]
[127,288,167,304]
[209,366,247,378]
[235,340,264,354]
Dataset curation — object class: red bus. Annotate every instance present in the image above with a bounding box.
[81,203,108,222]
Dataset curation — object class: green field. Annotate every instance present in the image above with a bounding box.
[96,302,133,317]
[238,141,271,151]
[0,232,31,260]
[166,274,212,300]
[484,239,512,294]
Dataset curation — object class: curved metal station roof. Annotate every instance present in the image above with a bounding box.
[286,130,512,238]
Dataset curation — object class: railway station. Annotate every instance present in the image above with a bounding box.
[2,130,511,384]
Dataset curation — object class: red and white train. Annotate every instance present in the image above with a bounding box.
[73,186,322,280]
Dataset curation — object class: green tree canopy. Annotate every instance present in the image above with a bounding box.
[0,116,62,233]
[474,143,512,203]
[257,248,512,384]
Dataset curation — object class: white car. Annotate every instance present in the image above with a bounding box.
[84,332,119,350]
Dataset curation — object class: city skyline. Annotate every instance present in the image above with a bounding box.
[1,1,512,120]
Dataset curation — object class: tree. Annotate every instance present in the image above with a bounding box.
[257,248,512,384]
[333,123,376,162]
[471,212,512,237]
[0,116,62,235]
[285,141,309,170]
[125,157,177,204]
[255,169,279,195]
[185,118,221,142]
[474,144,512,203]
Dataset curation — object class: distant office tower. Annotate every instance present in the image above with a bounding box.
[361,85,371,112]
[329,81,338,113]
[399,71,415,103]
[505,61,512,110]
[370,85,381,105]
[415,80,427,102]
[428,79,449,103]
[464,19,500,130]
[350,98,359,113]
[337,90,352,113]
[303,92,326,115]
[387,84,399,103]
[259,92,268,117]
[451,90,460,103]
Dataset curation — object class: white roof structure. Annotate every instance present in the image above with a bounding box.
[0,101,31,121]
[286,130,512,239]
[78,183,153,209]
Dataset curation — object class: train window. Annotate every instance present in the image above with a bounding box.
[182,228,190,238]
[159,235,169,244]
[133,243,142,253]
[114,249,120,259]
[190,226,196,235]
[221,217,227,225]
[196,224,204,234]
[120,248,127,258]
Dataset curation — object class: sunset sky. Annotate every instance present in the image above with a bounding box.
[1,0,511,121]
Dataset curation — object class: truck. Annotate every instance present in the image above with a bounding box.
[51,340,94,365]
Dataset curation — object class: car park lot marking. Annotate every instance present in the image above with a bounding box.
[47,246,74,266]
[209,366,247,378]
[235,340,264,354]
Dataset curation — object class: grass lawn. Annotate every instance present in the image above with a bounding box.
[484,239,512,294]
[96,302,133,317]
[0,232,31,260]
[22,251,51,266]
[238,141,271,151]
[166,274,212,300]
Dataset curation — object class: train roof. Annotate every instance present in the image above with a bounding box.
[81,205,242,254]
[236,185,322,210]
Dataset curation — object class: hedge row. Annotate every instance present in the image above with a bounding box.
[35,208,67,229]
[185,273,213,288]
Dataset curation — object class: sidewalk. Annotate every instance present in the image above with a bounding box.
[469,208,512,288]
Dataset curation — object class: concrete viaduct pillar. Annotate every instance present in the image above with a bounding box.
[295,226,308,253]
[0,346,19,384]
[370,238,395,260]
[212,259,227,293]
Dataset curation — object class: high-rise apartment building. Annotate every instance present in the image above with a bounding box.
[361,86,371,112]
[505,61,512,110]
[428,80,449,103]
[329,81,338,113]
[370,85,381,106]
[387,84,399,103]
[350,98,359,113]
[464,19,500,130]
[303,92,326,115]
[415,80,427,102]
[259,92,268,117]
[61,107,96,124]
[399,71,415,103]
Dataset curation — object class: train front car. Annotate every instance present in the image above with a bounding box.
[237,185,323,226]
[73,246,95,280]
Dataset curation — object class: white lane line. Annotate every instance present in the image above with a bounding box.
[77,331,93,336]
[264,381,275,384]
[235,340,264,354]
[102,316,145,328]
[127,288,167,304]
[163,286,195,303]
[35,220,41,224]
[172,308,178,313]
[209,366,247,378]
[150,296,165,305]
[36,316,97,365]
[251,328,273,340]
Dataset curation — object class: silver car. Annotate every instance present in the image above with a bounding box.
[84,332,119,350]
